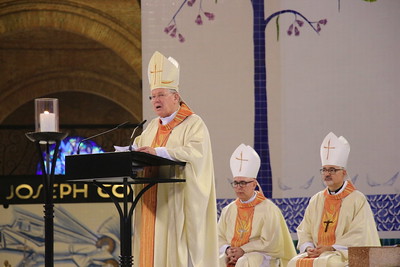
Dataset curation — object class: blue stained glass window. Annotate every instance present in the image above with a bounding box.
[36,136,104,175]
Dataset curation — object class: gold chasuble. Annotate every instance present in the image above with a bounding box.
[139,103,194,267]
[296,182,356,267]
[228,192,266,267]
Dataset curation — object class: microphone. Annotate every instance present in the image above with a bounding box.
[77,121,130,155]
[129,120,147,151]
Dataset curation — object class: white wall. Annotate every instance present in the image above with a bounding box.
[273,0,400,197]
[142,0,254,199]
[141,0,400,199]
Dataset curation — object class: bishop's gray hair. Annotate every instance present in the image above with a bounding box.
[168,89,182,103]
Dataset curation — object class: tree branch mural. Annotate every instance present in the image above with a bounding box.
[163,0,327,197]
[164,0,215,43]
[164,0,327,197]
[165,0,397,237]
[251,1,327,197]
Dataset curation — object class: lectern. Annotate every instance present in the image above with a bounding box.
[63,151,186,267]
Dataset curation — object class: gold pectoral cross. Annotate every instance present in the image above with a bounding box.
[238,228,247,238]
[237,218,250,239]
[324,219,333,232]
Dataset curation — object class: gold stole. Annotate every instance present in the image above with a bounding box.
[139,103,193,267]
[228,192,266,267]
[296,181,356,267]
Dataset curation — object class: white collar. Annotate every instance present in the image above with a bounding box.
[329,180,348,195]
[160,110,178,125]
[240,191,258,204]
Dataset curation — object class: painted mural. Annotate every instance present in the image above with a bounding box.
[0,205,120,266]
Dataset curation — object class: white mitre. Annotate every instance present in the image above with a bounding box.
[320,132,350,168]
[147,51,180,91]
[230,144,261,178]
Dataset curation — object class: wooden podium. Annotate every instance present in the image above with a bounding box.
[64,151,186,267]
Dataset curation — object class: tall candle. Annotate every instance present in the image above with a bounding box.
[40,111,56,132]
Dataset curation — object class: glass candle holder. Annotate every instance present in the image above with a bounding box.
[35,98,59,132]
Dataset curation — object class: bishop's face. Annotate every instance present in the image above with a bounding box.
[233,177,257,201]
[150,88,180,118]
[321,165,347,191]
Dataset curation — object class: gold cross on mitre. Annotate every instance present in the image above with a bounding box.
[235,151,249,172]
[150,63,163,86]
[148,51,179,91]
[324,139,335,160]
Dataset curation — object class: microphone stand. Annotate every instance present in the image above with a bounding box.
[77,121,129,154]
[129,120,147,151]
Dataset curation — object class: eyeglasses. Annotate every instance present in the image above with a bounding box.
[320,168,344,175]
[230,181,254,188]
[149,93,172,101]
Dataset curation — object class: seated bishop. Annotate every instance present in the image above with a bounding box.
[218,144,296,267]
[288,132,381,267]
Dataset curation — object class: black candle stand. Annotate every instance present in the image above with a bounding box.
[25,131,68,267]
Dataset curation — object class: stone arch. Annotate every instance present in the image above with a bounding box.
[0,0,142,123]
[0,0,141,76]
[0,68,142,122]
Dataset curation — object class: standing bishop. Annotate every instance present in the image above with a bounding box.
[133,51,219,267]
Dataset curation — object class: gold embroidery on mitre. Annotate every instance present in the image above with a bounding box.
[148,51,179,91]
[323,139,336,160]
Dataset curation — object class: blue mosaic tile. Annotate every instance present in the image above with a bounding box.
[217,194,399,233]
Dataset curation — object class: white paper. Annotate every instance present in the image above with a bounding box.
[114,144,138,152]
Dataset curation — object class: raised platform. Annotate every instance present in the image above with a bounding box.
[348,246,400,267]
